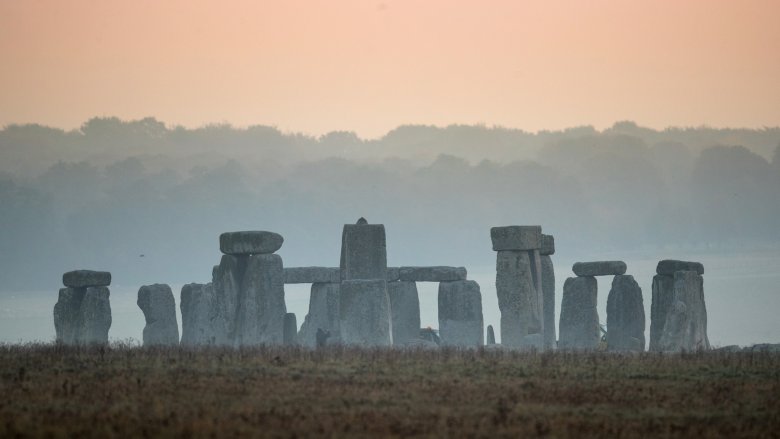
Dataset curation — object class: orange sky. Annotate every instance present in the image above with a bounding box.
[1,0,778,138]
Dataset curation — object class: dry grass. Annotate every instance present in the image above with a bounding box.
[1,344,778,438]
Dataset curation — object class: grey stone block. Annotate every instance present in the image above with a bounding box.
[656,260,704,276]
[658,271,710,352]
[386,267,401,282]
[212,254,247,344]
[559,277,600,350]
[53,287,86,344]
[298,282,341,347]
[399,266,467,282]
[340,223,387,280]
[572,261,627,276]
[496,250,542,347]
[180,283,219,346]
[541,254,556,349]
[388,281,420,346]
[339,279,391,346]
[284,267,340,284]
[137,284,179,346]
[62,270,111,288]
[236,254,286,346]
[606,275,645,352]
[283,313,297,346]
[540,234,555,256]
[438,280,484,347]
[490,226,542,251]
[486,325,496,345]
[79,287,112,345]
[219,231,284,255]
[649,274,675,351]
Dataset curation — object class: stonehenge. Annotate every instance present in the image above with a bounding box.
[492,226,545,349]
[180,283,218,346]
[652,263,709,352]
[438,280,484,347]
[137,284,179,346]
[297,282,341,347]
[559,276,600,350]
[606,275,645,351]
[388,280,421,346]
[53,270,112,345]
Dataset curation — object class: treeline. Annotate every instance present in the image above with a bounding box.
[1,118,779,290]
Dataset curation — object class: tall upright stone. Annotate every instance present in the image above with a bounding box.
[540,234,556,349]
[649,260,705,352]
[137,284,179,346]
[339,279,392,346]
[606,275,645,352]
[495,249,542,347]
[438,280,484,347]
[283,313,297,346]
[180,283,219,346]
[79,286,112,345]
[486,325,496,345]
[338,219,391,346]
[212,254,246,344]
[54,270,112,345]
[236,253,286,345]
[388,281,420,346]
[54,287,86,344]
[559,277,599,350]
[298,283,341,347]
[658,271,710,352]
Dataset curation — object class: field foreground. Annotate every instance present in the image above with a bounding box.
[1,345,778,438]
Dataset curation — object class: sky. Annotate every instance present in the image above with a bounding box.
[1,0,778,138]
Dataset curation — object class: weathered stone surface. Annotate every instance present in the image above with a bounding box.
[399,266,467,282]
[283,313,297,346]
[219,231,284,255]
[521,333,544,350]
[656,260,704,276]
[486,325,496,345]
[284,267,340,284]
[180,283,219,346]
[236,254,286,346]
[212,254,247,344]
[298,283,341,347]
[559,277,600,350]
[572,261,627,277]
[658,271,710,352]
[340,223,387,280]
[606,275,645,352]
[79,286,112,345]
[339,279,391,346]
[62,270,111,288]
[53,287,86,344]
[496,251,542,347]
[137,284,179,346]
[540,234,555,256]
[541,254,556,349]
[438,280,484,347]
[386,267,401,282]
[490,226,542,251]
[388,281,420,346]
[649,274,675,351]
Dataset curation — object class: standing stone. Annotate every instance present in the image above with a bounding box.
[540,254,556,349]
[438,280,484,347]
[340,221,387,280]
[606,275,645,352]
[298,283,341,347]
[496,250,542,347]
[486,325,496,345]
[339,279,392,346]
[649,274,675,351]
[78,286,112,345]
[558,277,599,350]
[180,283,219,346]
[212,254,247,344]
[388,281,420,346]
[137,284,179,346]
[658,271,710,352]
[572,261,627,277]
[219,231,284,255]
[283,313,297,346]
[236,253,286,346]
[54,287,86,344]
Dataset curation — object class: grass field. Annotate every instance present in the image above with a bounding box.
[1,344,778,437]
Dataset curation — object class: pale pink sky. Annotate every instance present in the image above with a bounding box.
[1,0,778,137]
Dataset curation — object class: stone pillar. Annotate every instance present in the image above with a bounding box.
[558,276,599,350]
[388,281,420,346]
[180,283,218,346]
[492,225,543,348]
[137,284,179,346]
[649,260,704,351]
[338,218,391,346]
[658,270,709,352]
[298,282,341,347]
[606,275,645,351]
[438,280,484,347]
[540,234,556,349]
[486,325,496,345]
[283,313,297,346]
[54,270,112,345]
